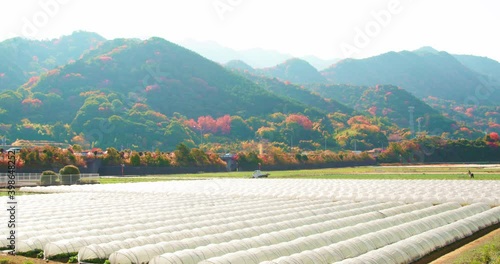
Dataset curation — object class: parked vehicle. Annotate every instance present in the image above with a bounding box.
[251,170,269,178]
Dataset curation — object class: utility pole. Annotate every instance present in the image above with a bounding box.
[417,117,423,136]
[409,106,415,138]
[194,125,203,147]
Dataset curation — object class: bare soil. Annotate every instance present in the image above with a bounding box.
[0,252,63,264]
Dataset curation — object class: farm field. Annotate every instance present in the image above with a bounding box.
[0,166,497,264]
[98,164,500,184]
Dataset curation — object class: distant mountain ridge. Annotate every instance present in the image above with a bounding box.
[178,39,338,70]
[320,50,500,105]
[453,54,500,82]
[254,58,328,84]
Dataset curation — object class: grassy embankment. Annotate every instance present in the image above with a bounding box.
[99,165,500,184]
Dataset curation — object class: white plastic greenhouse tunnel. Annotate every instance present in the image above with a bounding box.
[0,178,496,264]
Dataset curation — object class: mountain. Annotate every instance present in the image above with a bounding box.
[300,55,339,71]
[1,36,332,149]
[29,38,325,120]
[309,84,480,138]
[321,50,500,105]
[178,39,338,70]
[0,33,490,151]
[453,54,500,82]
[413,46,439,54]
[256,58,327,84]
[225,60,255,73]
[178,39,293,68]
[423,96,500,135]
[227,68,353,115]
[0,31,105,91]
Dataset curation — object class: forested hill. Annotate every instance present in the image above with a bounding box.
[309,84,480,138]
[0,31,105,91]
[0,35,332,150]
[29,37,320,119]
[226,66,353,115]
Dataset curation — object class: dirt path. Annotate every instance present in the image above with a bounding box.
[0,253,62,264]
[430,228,500,263]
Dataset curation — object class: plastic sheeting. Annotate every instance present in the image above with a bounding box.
[150,202,453,264]
[111,201,402,264]
[337,206,500,264]
[20,179,500,206]
[0,178,496,263]
[271,203,490,263]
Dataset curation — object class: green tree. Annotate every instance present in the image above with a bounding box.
[164,120,194,151]
[130,152,141,166]
[237,151,262,170]
[229,116,253,140]
[103,147,122,165]
[174,143,194,166]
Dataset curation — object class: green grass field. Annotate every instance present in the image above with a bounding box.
[452,231,500,264]
[99,165,500,184]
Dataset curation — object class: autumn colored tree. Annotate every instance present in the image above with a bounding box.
[216,115,231,134]
[490,132,499,141]
[286,114,313,130]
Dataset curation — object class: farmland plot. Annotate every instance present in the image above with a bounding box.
[1,179,498,264]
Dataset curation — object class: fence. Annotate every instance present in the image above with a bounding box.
[0,173,100,187]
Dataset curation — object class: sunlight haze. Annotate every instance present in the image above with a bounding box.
[1,0,499,61]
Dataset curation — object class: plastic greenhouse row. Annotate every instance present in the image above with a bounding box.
[51,199,364,258]
[4,193,312,249]
[147,203,487,264]
[334,206,500,264]
[21,178,500,206]
[2,178,497,263]
[77,200,367,261]
[263,203,495,264]
[10,194,335,252]
[104,202,407,264]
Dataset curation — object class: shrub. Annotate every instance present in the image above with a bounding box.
[40,170,59,186]
[59,165,80,185]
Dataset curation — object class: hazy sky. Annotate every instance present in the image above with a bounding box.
[1,0,499,61]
